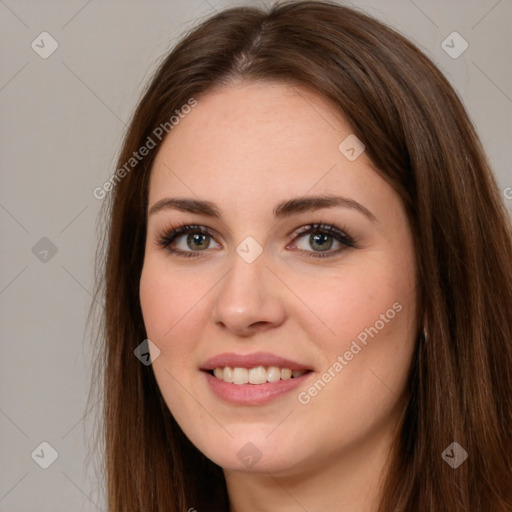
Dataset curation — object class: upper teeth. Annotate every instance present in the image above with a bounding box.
[212,366,307,384]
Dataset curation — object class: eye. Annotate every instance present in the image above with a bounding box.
[155,223,219,258]
[288,223,355,259]
[155,222,355,259]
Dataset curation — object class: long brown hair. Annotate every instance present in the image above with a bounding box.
[88,1,512,510]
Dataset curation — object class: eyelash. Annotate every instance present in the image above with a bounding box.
[154,222,355,259]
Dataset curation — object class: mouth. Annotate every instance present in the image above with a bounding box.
[203,366,313,384]
[199,352,315,405]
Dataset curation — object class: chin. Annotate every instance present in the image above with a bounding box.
[192,432,306,474]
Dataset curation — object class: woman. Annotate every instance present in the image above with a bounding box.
[89,1,512,510]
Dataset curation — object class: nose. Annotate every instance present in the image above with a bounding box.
[210,251,286,337]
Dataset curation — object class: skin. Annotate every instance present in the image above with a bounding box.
[139,81,418,512]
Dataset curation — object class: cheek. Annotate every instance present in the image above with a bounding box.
[290,262,416,447]
[297,258,414,350]
[297,253,417,405]
[139,256,199,343]
[139,264,170,344]
[139,257,205,413]
[323,263,417,408]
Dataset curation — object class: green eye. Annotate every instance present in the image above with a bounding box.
[290,223,354,258]
[156,222,355,259]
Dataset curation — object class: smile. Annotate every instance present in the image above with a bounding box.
[200,351,314,405]
[209,365,309,384]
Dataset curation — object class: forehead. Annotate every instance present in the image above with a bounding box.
[148,81,393,220]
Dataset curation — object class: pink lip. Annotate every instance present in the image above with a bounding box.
[202,371,314,406]
[200,351,312,371]
[200,352,314,406]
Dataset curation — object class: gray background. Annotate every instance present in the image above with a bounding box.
[1,0,510,510]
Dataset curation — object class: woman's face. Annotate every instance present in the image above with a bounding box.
[139,81,418,475]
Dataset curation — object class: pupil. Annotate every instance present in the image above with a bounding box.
[311,233,332,251]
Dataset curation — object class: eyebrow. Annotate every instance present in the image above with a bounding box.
[148,194,376,222]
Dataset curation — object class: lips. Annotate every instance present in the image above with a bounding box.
[200,351,312,372]
[200,351,315,405]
